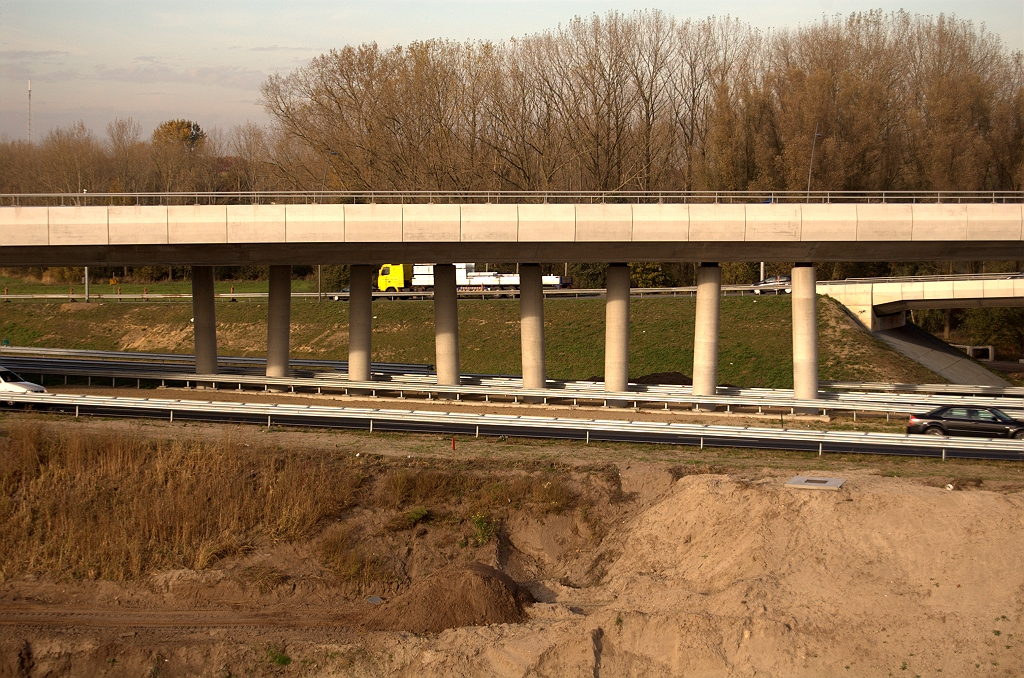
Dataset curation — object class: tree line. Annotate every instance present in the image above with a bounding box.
[2,11,1024,307]
[3,11,1020,197]
[262,9,1024,194]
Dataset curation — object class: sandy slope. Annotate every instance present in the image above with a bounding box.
[367,472,1024,677]
[2,470,1022,677]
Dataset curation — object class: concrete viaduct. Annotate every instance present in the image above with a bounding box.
[2,196,1023,404]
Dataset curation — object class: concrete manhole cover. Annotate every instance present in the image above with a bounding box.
[785,476,846,491]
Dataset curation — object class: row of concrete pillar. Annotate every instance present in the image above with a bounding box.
[190,262,819,399]
[689,263,818,400]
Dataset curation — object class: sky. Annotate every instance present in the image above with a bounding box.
[2,0,1022,141]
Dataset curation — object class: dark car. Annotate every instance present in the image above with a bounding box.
[752,275,792,295]
[907,406,1024,439]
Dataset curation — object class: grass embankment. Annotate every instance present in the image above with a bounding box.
[0,295,940,387]
[0,421,582,583]
[0,273,318,296]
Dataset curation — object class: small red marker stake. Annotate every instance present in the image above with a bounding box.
[452,437,456,451]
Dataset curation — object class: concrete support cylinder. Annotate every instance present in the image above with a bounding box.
[348,265,374,382]
[191,265,218,376]
[792,263,819,401]
[604,263,630,397]
[519,264,546,390]
[692,263,721,398]
[433,264,460,386]
[266,265,292,378]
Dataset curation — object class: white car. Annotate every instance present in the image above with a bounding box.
[0,368,46,394]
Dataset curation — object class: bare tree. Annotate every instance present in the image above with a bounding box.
[106,117,146,193]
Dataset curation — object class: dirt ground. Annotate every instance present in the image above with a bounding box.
[1,414,1022,677]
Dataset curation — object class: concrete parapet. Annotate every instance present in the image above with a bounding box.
[966,204,1023,240]
[744,204,801,241]
[517,204,575,241]
[403,204,460,242]
[952,279,986,300]
[0,207,48,246]
[168,205,227,244]
[48,207,108,245]
[689,204,745,241]
[460,204,518,242]
[912,204,967,241]
[575,204,632,241]
[285,204,345,242]
[800,203,857,241]
[227,204,286,243]
[983,279,1016,297]
[855,204,913,240]
[345,204,402,242]
[5,201,1024,266]
[631,204,688,241]
[109,206,168,245]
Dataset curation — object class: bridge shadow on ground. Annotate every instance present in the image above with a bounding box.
[874,322,1009,386]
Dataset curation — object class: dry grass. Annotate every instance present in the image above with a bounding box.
[241,564,289,593]
[0,420,589,584]
[319,524,397,587]
[0,420,362,581]
[371,467,576,515]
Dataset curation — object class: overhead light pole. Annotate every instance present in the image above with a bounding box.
[27,80,32,143]
[806,122,823,201]
[317,149,338,302]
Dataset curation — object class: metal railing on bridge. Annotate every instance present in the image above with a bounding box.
[2,190,1023,207]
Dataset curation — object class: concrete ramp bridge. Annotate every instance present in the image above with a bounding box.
[818,273,1024,332]
[2,190,1023,405]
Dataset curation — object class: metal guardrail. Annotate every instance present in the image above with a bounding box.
[2,392,1022,460]
[821,381,1024,397]
[5,346,1023,398]
[2,190,1022,206]
[6,354,1024,419]
[0,346,432,374]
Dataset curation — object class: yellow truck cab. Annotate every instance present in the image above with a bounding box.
[376,264,412,292]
